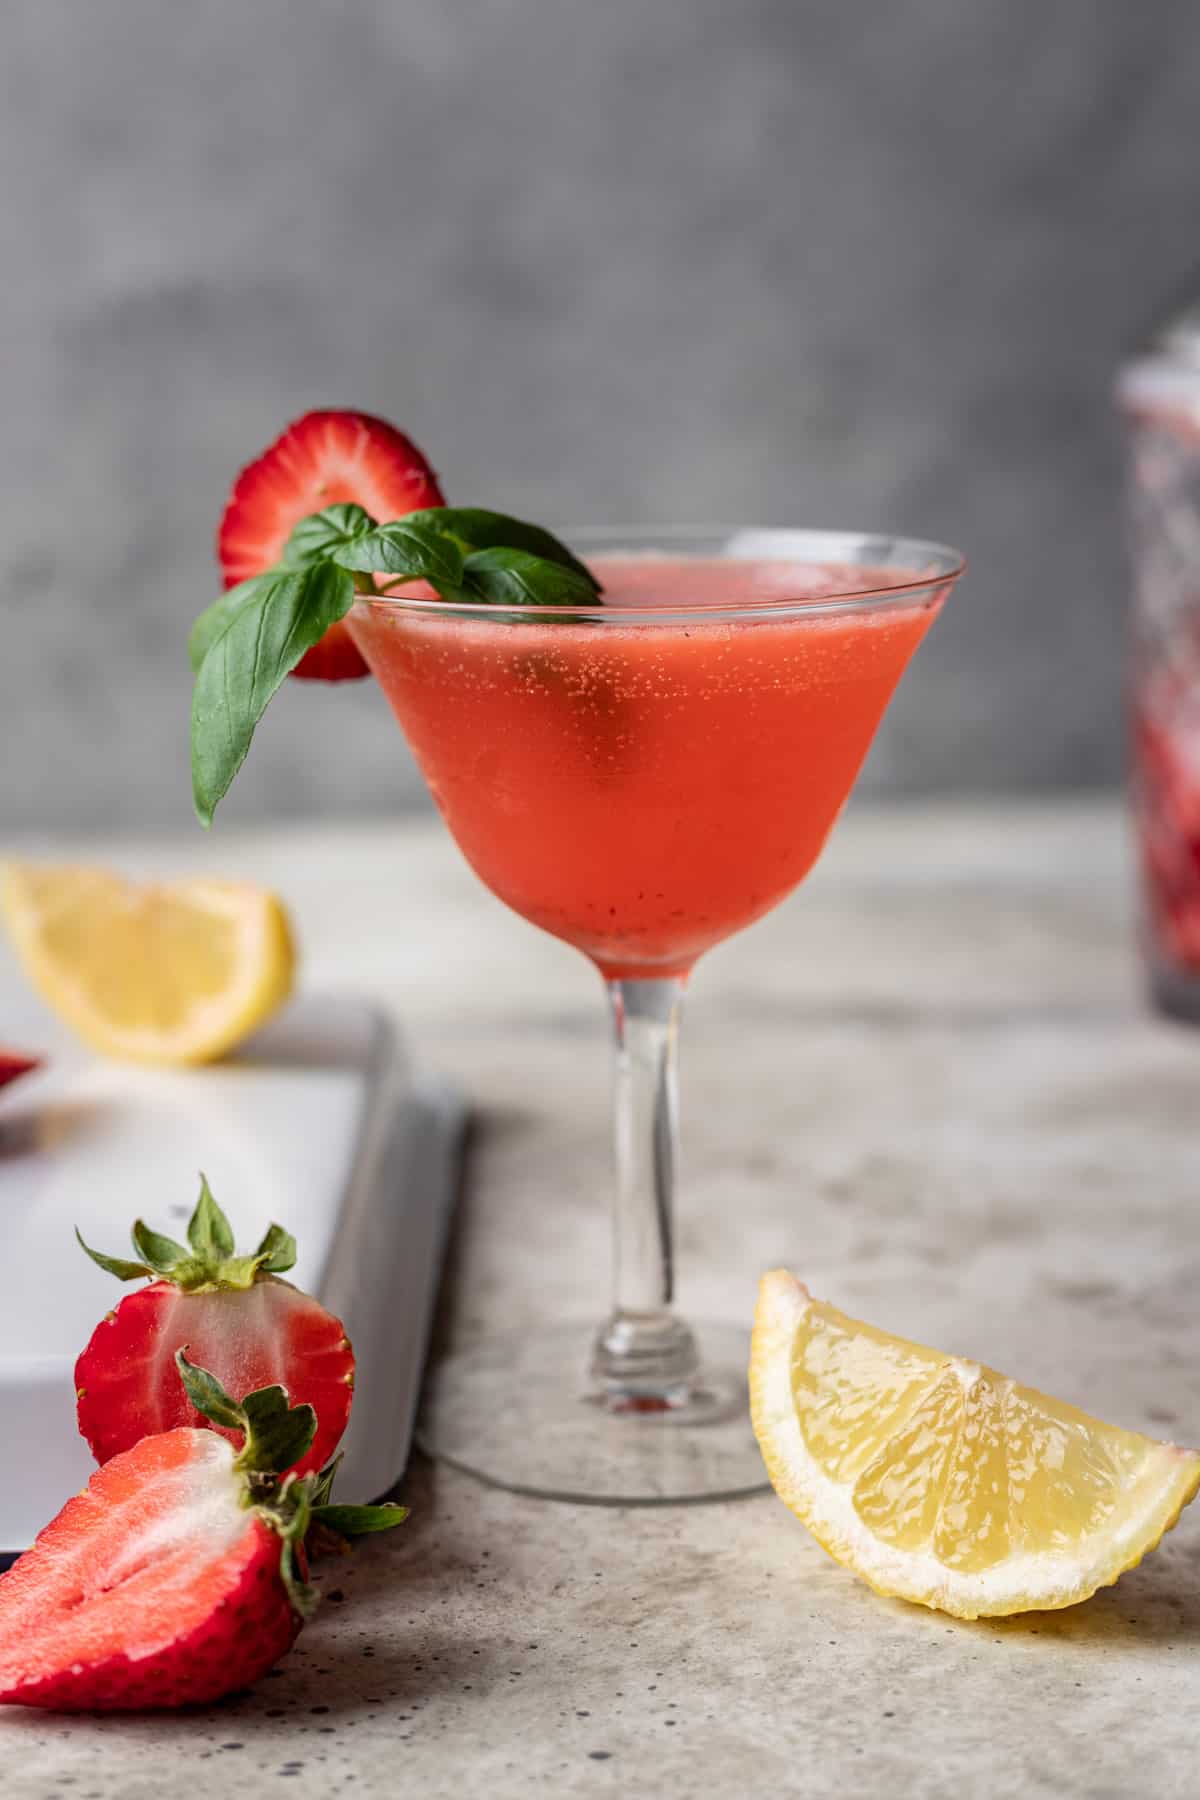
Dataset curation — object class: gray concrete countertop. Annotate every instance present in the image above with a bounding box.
[4,799,1199,1799]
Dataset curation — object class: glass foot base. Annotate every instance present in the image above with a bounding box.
[416,1321,769,1505]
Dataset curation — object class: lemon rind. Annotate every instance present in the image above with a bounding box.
[0,864,295,1067]
[750,1269,1200,1620]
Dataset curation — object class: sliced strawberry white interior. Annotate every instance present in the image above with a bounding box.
[0,1433,252,1676]
[77,1277,354,1477]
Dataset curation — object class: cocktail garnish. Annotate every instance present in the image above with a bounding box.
[190,495,599,824]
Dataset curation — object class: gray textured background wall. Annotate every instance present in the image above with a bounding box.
[4,2,1199,831]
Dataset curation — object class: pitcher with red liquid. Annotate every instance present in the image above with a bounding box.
[1120,301,1200,1020]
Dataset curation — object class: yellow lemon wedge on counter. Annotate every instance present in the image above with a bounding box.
[0,863,295,1066]
[750,1270,1200,1619]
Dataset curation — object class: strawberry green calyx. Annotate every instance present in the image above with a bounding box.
[73,1176,354,1479]
[175,1348,318,1478]
[75,1174,297,1294]
[173,1350,408,1618]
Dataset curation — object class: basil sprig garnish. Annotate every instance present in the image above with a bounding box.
[189,507,599,826]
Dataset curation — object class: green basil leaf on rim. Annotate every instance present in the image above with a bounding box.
[461,546,598,609]
[187,500,602,826]
[188,578,262,674]
[281,503,377,568]
[191,562,356,826]
[403,508,600,591]
[329,520,466,591]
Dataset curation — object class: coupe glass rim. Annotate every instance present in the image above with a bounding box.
[360,525,966,622]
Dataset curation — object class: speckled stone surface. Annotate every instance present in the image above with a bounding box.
[3,801,1199,1798]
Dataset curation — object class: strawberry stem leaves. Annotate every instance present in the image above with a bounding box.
[311,1502,410,1537]
[188,1174,235,1260]
[174,1350,247,1433]
[131,1218,191,1271]
[175,1348,319,1473]
[171,1352,407,1621]
[254,1221,298,1274]
[278,1481,318,1619]
[189,502,601,824]
[76,1175,299,1292]
[72,1227,152,1283]
[238,1387,319,1477]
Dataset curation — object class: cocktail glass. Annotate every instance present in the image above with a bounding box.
[348,528,963,1504]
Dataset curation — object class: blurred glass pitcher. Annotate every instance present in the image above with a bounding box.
[1118,298,1200,1021]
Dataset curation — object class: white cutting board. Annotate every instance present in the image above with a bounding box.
[0,991,464,1549]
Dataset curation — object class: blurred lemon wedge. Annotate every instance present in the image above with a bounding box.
[0,862,294,1066]
[750,1270,1200,1619]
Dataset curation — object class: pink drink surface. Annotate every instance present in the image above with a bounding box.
[349,558,945,978]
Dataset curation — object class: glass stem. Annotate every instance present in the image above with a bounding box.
[591,977,700,1407]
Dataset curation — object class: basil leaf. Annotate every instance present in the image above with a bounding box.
[282,504,377,568]
[330,519,466,589]
[404,508,599,591]
[188,578,260,674]
[191,562,355,826]
[462,546,597,609]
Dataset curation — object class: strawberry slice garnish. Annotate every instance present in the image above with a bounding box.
[0,1050,40,1090]
[0,1355,405,1710]
[218,410,445,680]
[75,1177,353,1476]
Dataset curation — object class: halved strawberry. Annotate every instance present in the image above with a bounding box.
[218,410,445,679]
[0,1428,301,1710]
[75,1177,353,1476]
[0,1050,40,1090]
[0,1355,405,1710]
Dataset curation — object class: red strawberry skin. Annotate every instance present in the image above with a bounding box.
[0,1051,40,1090]
[0,1430,301,1710]
[76,1276,353,1477]
[218,410,445,680]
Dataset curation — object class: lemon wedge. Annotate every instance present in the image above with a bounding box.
[750,1270,1200,1618]
[0,863,295,1066]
